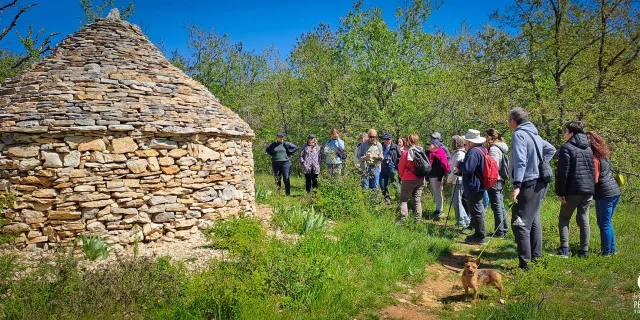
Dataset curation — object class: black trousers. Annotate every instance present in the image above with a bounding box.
[465,189,486,240]
[512,180,548,267]
[272,161,291,195]
[305,173,318,193]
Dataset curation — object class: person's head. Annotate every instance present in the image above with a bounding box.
[382,133,393,146]
[330,128,339,139]
[367,129,378,143]
[276,132,285,142]
[431,132,442,142]
[359,132,367,143]
[563,121,585,141]
[463,129,486,150]
[485,128,504,144]
[508,108,529,131]
[428,140,440,152]
[450,135,465,150]
[586,131,611,160]
[406,133,420,147]
[397,138,405,149]
[307,134,317,145]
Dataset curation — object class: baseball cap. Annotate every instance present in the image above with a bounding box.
[382,133,393,140]
[276,132,285,137]
[431,132,442,139]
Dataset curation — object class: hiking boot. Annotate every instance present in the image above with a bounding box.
[431,210,442,220]
[556,247,569,258]
[578,250,588,258]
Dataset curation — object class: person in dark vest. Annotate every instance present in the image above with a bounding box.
[556,121,595,258]
[380,133,402,204]
[266,132,298,196]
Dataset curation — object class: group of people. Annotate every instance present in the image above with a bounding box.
[265,107,622,270]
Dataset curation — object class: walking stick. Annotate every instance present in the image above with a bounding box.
[443,182,457,229]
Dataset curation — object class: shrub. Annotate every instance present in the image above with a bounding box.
[78,234,111,261]
[313,173,367,219]
[272,205,327,235]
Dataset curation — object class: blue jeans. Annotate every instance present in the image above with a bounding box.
[379,169,396,201]
[362,166,380,190]
[483,190,489,209]
[272,161,291,195]
[488,180,508,235]
[595,195,620,255]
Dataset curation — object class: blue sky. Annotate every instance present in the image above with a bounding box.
[0,0,512,58]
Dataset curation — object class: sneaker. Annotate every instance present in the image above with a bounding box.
[431,210,442,220]
[556,247,569,258]
[490,232,507,239]
[519,263,531,271]
[578,250,588,258]
[465,237,488,245]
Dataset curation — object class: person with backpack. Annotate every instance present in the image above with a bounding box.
[427,139,451,220]
[380,133,402,204]
[586,131,621,256]
[398,133,429,223]
[266,132,299,196]
[447,135,470,229]
[485,128,509,238]
[556,121,595,258]
[324,128,347,176]
[457,129,494,245]
[508,108,556,270]
[301,134,323,194]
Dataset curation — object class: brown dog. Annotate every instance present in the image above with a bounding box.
[461,256,505,302]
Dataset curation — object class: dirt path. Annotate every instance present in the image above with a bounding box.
[378,250,474,320]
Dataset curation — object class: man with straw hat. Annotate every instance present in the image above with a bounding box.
[457,129,489,245]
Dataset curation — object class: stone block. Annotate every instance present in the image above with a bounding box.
[111,137,138,154]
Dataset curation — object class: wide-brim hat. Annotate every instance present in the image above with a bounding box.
[464,129,486,144]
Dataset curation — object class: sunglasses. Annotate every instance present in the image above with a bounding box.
[369,135,377,138]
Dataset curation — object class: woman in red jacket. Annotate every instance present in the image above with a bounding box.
[399,133,426,223]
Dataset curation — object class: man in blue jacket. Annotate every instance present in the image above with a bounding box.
[266,132,299,196]
[457,129,489,245]
[508,108,556,270]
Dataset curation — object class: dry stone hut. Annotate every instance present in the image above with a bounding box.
[0,10,255,249]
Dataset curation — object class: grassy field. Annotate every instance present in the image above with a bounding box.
[0,171,638,319]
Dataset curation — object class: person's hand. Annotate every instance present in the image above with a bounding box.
[510,188,520,201]
[377,152,382,158]
[356,163,361,168]
[559,196,566,204]
[364,154,371,161]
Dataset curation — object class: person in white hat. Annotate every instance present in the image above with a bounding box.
[456,129,489,245]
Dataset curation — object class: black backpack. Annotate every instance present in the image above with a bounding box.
[413,149,432,177]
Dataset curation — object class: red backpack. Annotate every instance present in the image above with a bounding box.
[474,147,498,189]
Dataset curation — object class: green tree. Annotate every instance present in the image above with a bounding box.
[78,0,135,24]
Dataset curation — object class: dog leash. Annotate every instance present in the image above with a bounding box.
[475,200,514,260]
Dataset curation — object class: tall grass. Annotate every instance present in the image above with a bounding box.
[0,174,452,319]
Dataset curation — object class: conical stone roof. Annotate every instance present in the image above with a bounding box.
[0,11,253,138]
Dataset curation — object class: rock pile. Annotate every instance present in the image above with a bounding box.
[0,10,255,249]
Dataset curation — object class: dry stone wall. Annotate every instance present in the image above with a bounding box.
[0,131,255,249]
